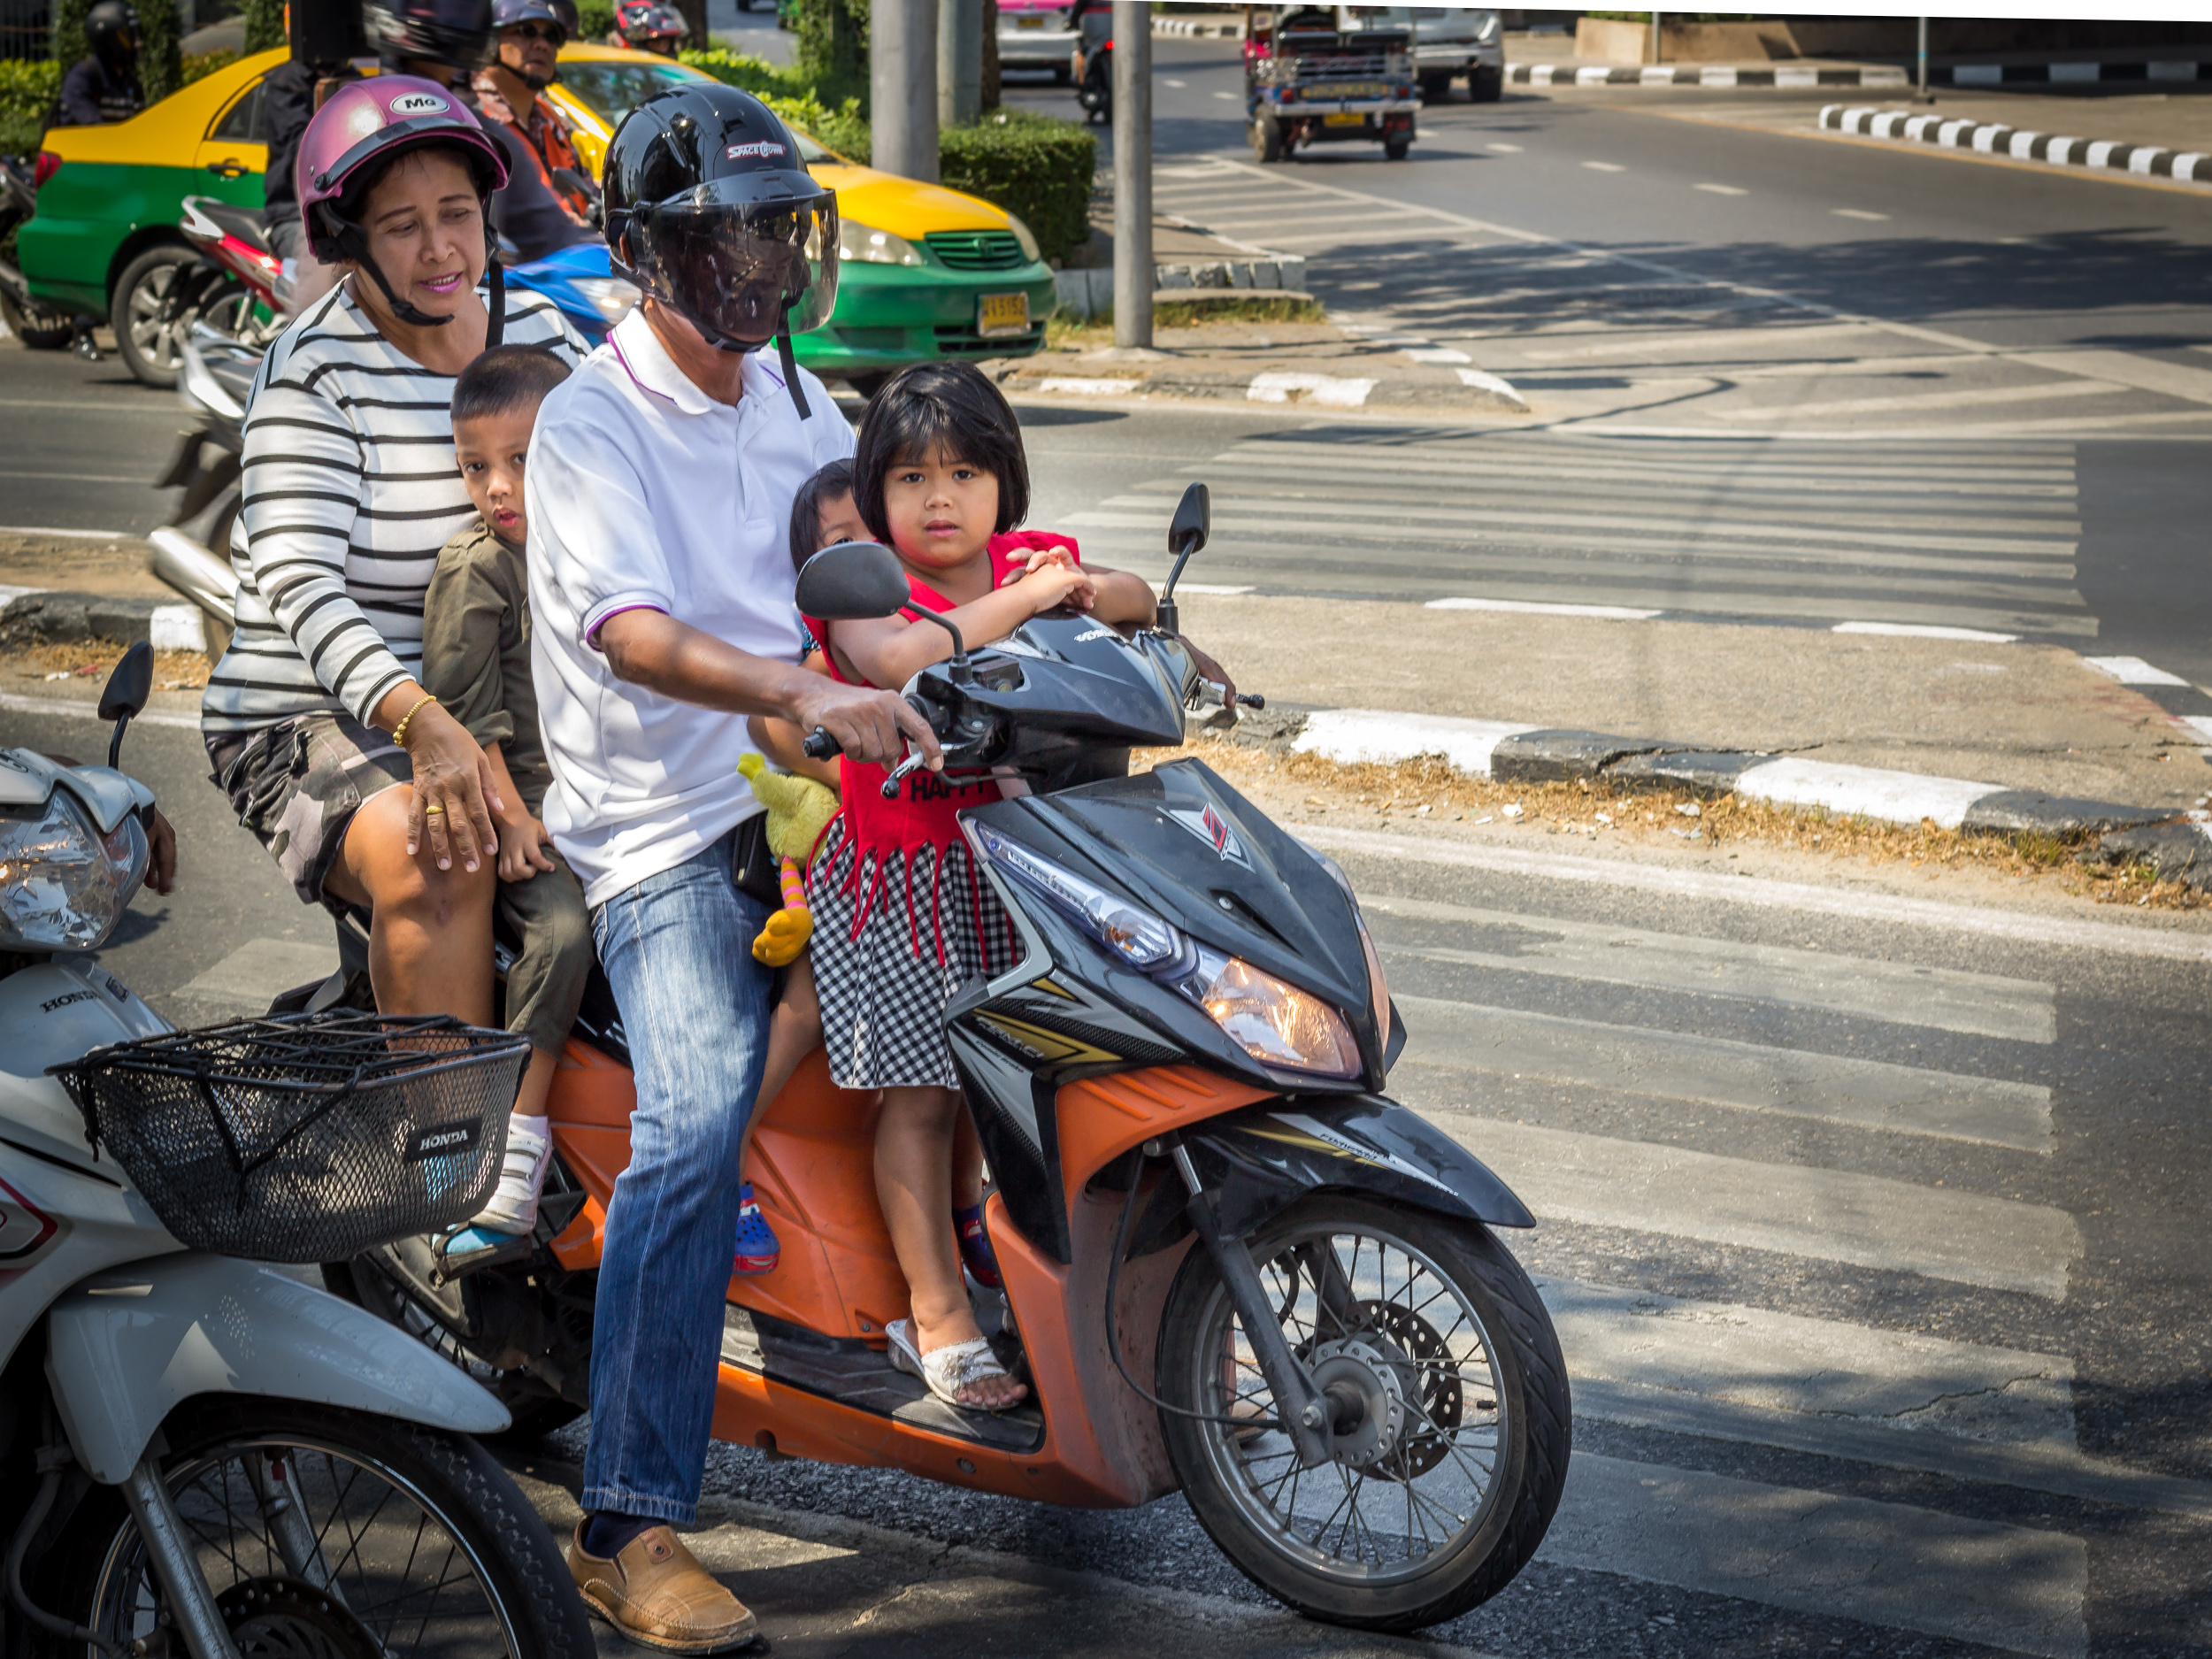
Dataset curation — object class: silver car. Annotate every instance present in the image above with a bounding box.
[1339,5,1503,103]
[998,0,1080,81]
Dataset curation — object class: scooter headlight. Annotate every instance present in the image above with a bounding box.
[1173,944,1362,1080]
[0,792,142,950]
[968,821,1185,970]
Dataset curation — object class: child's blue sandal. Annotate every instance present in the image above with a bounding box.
[732,1180,780,1275]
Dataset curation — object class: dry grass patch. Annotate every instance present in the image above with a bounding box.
[11,639,211,690]
[1133,738,2206,912]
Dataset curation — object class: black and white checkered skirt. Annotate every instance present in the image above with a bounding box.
[806,832,1020,1091]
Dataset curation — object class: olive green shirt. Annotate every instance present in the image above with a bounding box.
[420,519,553,817]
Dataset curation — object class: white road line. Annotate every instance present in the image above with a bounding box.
[173,938,341,1011]
[0,689,202,729]
[1298,825,2212,964]
[1833,208,1893,221]
[0,525,127,539]
[1834,620,2022,642]
[1695,181,1749,195]
[1424,597,1663,619]
[1541,1277,2073,1447]
[1486,142,1523,151]
[1545,1455,2086,1658]
[2083,655,2192,686]
[1394,996,2051,1152]
[1582,160,1627,173]
[1211,88,1237,99]
[1417,1109,2082,1297]
[2011,347,2212,407]
[1712,379,2125,421]
[1366,895,2056,1042]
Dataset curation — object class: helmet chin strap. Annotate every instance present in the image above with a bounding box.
[330,211,503,335]
[776,294,810,421]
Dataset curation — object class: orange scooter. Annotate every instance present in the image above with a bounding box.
[326,509,1571,1632]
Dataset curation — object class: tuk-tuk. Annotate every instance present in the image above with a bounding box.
[1242,4,1417,163]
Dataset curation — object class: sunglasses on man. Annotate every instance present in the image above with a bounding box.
[506,21,563,42]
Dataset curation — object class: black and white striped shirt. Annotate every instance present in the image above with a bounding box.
[201,281,585,736]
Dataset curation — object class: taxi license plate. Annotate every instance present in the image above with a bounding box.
[1324,111,1367,127]
[1017,14,1043,26]
[978,293,1030,338]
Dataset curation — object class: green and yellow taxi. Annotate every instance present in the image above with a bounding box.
[19,40,1052,393]
[17,48,282,385]
[549,44,1053,391]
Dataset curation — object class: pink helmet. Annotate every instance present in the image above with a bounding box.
[297,75,510,266]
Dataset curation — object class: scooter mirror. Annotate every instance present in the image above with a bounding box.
[796,540,913,621]
[98,641,153,724]
[1167,480,1210,560]
[98,640,152,769]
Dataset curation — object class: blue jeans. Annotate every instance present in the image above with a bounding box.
[580,830,772,1525]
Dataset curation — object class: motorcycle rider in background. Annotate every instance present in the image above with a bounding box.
[54,0,144,126]
[475,0,595,225]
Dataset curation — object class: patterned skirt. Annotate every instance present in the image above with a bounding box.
[806,831,1020,1091]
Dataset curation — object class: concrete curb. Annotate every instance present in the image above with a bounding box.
[1513,62,1907,88]
[1225,704,2177,841]
[993,360,1530,412]
[1052,256,1310,319]
[0,589,208,653]
[1820,104,2212,182]
[1152,12,1242,38]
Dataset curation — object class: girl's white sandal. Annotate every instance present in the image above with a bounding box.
[887,1318,1021,1413]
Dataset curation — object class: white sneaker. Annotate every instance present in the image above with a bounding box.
[471,1119,550,1234]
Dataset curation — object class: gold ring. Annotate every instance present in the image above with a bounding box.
[423,803,446,814]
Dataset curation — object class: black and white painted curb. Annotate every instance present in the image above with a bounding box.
[1152,12,1241,37]
[1514,62,1905,88]
[1223,704,2179,841]
[1001,362,1529,412]
[1821,104,2212,182]
[1929,59,2210,88]
[0,587,208,653]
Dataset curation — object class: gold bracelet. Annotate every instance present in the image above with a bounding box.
[390,693,439,750]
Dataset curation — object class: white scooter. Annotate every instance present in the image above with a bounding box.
[0,644,593,1657]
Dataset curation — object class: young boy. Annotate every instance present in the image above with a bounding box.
[422,345,591,1236]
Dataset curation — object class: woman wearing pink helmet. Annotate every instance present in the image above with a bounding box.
[203,76,586,1069]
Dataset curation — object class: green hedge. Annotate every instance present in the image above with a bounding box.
[0,59,58,150]
[678,49,869,160]
[941,109,1094,265]
[576,0,616,39]
[140,0,183,103]
[242,0,286,54]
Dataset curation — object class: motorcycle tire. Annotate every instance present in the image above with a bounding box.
[0,292,75,349]
[1385,135,1412,161]
[1156,1194,1570,1633]
[33,1394,595,1658]
[111,242,219,389]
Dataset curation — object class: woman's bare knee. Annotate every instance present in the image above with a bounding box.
[339,787,494,920]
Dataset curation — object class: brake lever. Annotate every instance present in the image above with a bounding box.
[879,749,931,799]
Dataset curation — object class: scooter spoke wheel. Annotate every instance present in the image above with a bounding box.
[1158,1196,1570,1632]
[49,1396,593,1657]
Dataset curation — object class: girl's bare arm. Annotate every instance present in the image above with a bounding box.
[1084,566,1159,627]
[747,714,842,789]
[836,564,1093,689]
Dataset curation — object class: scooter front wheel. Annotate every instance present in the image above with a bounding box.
[1156,1194,1571,1632]
[39,1394,595,1657]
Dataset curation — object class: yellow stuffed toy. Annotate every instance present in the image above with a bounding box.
[738,753,841,967]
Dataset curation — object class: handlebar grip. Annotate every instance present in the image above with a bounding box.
[1240,692,1266,711]
[802,726,841,760]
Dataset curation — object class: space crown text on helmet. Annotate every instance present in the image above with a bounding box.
[600,81,840,414]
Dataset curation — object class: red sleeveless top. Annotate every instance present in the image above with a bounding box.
[804,531,1081,856]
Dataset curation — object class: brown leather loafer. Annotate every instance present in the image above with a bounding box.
[567,1524,761,1654]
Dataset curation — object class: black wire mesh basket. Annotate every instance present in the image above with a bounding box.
[49,1011,531,1263]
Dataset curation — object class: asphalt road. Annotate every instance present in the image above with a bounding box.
[7,58,2212,1657]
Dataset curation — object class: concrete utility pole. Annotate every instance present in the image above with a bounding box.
[872,0,941,184]
[1111,0,1151,349]
[1916,16,1929,100]
[1649,11,1661,65]
[939,0,981,127]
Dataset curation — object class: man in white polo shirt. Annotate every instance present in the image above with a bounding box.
[526,84,933,1652]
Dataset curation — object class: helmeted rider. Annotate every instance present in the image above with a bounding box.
[362,0,593,262]
[614,0,686,56]
[474,0,595,226]
[528,81,931,1649]
[55,0,144,127]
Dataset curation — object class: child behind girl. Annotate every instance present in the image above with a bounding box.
[803,363,1156,1411]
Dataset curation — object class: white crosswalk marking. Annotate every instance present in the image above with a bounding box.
[1309,860,2120,1646]
[1059,432,2092,638]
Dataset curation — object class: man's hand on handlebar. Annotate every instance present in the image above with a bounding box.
[1179,636,1238,711]
[789,678,941,772]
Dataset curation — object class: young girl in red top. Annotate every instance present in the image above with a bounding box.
[807,363,1156,1411]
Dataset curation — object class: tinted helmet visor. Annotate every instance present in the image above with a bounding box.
[631,183,838,344]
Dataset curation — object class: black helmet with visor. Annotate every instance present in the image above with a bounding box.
[602,82,838,418]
